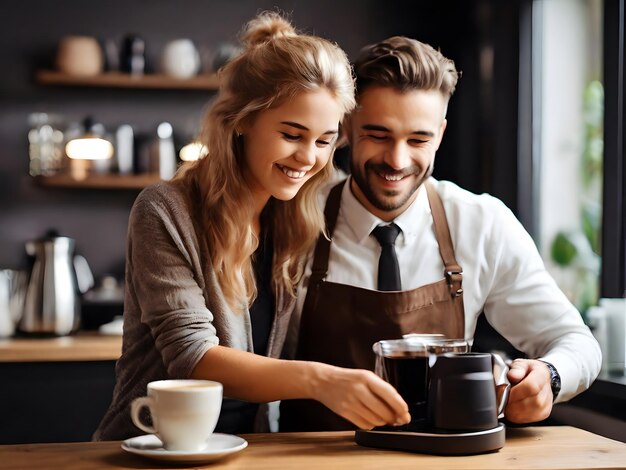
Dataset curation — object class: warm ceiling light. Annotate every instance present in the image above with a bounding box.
[65,136,114,160]
[179,141,208,161]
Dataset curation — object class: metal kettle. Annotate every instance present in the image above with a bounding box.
[20,233,94,335]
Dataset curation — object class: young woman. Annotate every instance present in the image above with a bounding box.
[94,12,409,440]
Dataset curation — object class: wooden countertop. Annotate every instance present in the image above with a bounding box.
[0,332,122,362]
[1,427,625,470]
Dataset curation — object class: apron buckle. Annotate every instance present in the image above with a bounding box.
[445,270,463,297]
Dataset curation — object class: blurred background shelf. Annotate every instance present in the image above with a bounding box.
[36,70,220,90]
[34,173,161,189]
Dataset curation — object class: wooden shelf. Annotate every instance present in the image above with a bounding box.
[36,70,220,90]
[34,173,161,189]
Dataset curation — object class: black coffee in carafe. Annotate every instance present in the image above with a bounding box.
[383,355,430,428]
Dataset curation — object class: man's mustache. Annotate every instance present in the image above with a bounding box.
[365,162,422,177]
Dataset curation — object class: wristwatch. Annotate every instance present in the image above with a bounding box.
[540,360,561,402]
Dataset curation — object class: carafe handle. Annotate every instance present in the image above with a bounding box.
[496,383,511,417]
[492,353,510,417]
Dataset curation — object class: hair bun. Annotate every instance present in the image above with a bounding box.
[240,11,296,47]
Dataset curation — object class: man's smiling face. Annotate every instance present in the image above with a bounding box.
[347,86,448,221]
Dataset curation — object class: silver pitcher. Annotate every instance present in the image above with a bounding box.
[20,234,94,335]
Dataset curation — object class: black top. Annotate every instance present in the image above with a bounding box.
[215,230,275,434]
[249,230,275,356]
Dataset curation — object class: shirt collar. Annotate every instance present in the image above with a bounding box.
[340,177,432,245]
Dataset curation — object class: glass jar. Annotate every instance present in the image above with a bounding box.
[28,113,65,176]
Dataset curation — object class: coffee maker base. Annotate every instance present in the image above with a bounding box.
[355,422,505,455]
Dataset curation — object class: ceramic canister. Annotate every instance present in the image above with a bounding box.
[161,39,200,79]
[56,36,103,76]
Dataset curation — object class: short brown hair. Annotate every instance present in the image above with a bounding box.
[354,36,459,101]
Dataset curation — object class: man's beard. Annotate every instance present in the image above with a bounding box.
[350,160,434,213]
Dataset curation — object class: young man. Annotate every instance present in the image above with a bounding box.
[281,36,601,431]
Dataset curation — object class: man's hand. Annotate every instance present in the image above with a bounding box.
[504,359,553,423]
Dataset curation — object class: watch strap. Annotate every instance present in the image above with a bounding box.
[539,360,561,402]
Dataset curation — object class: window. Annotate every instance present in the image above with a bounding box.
[536,0,605,316]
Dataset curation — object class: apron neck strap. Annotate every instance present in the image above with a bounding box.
[425,181,464,297]
[310,181,344,282]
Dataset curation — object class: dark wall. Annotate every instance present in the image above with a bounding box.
[0,0,523,281]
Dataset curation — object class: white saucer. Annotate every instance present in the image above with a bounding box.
[121,433,248,464]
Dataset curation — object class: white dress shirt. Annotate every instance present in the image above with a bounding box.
[294,176,601,403]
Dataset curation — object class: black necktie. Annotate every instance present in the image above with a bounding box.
[371,223,402,291]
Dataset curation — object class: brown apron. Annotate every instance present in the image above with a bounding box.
[280,180,465,431]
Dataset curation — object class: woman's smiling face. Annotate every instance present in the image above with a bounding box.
[241,88,343,206]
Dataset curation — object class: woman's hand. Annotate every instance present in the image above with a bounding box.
[504,359,553,423]
[192,346,410,429]
[307,363,411,430]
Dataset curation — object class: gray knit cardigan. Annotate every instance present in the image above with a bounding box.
[93,182,296,440]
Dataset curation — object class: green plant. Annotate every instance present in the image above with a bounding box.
[551,233,578,267]
[549,80,603,316]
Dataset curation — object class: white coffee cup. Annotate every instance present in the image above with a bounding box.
[130,379,222,452]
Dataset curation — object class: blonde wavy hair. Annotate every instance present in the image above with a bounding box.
[175,11,355,312]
